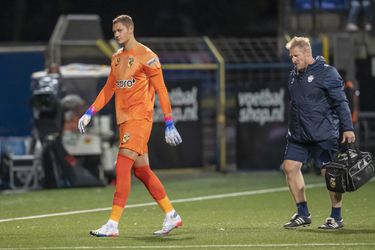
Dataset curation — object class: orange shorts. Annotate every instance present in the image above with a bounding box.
[118,119,153,155]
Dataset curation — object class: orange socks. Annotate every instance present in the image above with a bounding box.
[156,196,174,213]
[109,205,124,222]
[134,166,174,213]
[110,160,174,223]
[110,154,135,222]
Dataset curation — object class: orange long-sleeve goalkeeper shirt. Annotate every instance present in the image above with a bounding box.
[89,42,172,124]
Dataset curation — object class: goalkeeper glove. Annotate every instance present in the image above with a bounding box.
[165,118,182,146]
[78,106,95,134]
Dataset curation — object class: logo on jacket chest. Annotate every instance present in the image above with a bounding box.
[307,75,314,83]
[116,77,136,88]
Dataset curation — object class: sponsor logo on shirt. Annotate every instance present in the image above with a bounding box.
[116,77,136,88]
[147,57,158,66]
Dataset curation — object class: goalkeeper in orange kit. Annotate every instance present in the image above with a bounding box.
[78,14,183,237]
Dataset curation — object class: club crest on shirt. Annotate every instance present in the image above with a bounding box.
[114,57,120,66]
[128,57,134,68]
[123,133,130,143]
[307,75,314,83]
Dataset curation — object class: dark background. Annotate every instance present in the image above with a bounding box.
[0,0,278,42]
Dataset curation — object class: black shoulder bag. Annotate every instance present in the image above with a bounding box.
[324,143,375,193]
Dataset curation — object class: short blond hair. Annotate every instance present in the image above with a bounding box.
[113,15,134,28]
[285,36,311,52]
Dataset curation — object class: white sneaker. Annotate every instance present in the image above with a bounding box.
[346,23,359,32]
[89,223,119,237]
[318,217,344,229]
[153,212,183,236]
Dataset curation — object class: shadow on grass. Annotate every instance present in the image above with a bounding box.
[128,235,194,242]
[301,228,375,235]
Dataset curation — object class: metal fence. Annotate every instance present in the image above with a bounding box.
[213,38,290,170]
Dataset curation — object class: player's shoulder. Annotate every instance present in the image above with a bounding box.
[112,48,123,57]
[135,43,156,58]
[135,42,160,68]
[135,42,154,53]
[109,49,123,65]
[110,49,123,64]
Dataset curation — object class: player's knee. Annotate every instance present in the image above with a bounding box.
[282,160,301,174]
[118,148,138,159]
[320,168,326,177]
[134,166,152,180]
[282,162,291,174]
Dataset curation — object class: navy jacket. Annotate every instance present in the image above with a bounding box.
[287,56,353,143]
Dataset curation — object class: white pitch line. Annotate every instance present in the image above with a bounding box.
[0,183,325,223]
[0,243,375,249]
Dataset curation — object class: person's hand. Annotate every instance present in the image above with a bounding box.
[78,107,95,134]
[78,114,92,134]
[342,131,356,143]
[165,119,182,146]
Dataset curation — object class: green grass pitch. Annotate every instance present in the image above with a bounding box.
[0,171,374,249]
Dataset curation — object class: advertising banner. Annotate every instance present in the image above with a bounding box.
[149,80,202,168]
[236,81,288,169]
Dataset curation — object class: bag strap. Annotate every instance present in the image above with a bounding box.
[344,142,361,166]
[346,142,361,154]
[343,142,352,166]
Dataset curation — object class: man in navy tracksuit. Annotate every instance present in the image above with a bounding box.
[282,37,356,229]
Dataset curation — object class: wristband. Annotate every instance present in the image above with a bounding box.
[85,106,96,116]
[164,117,173,128]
